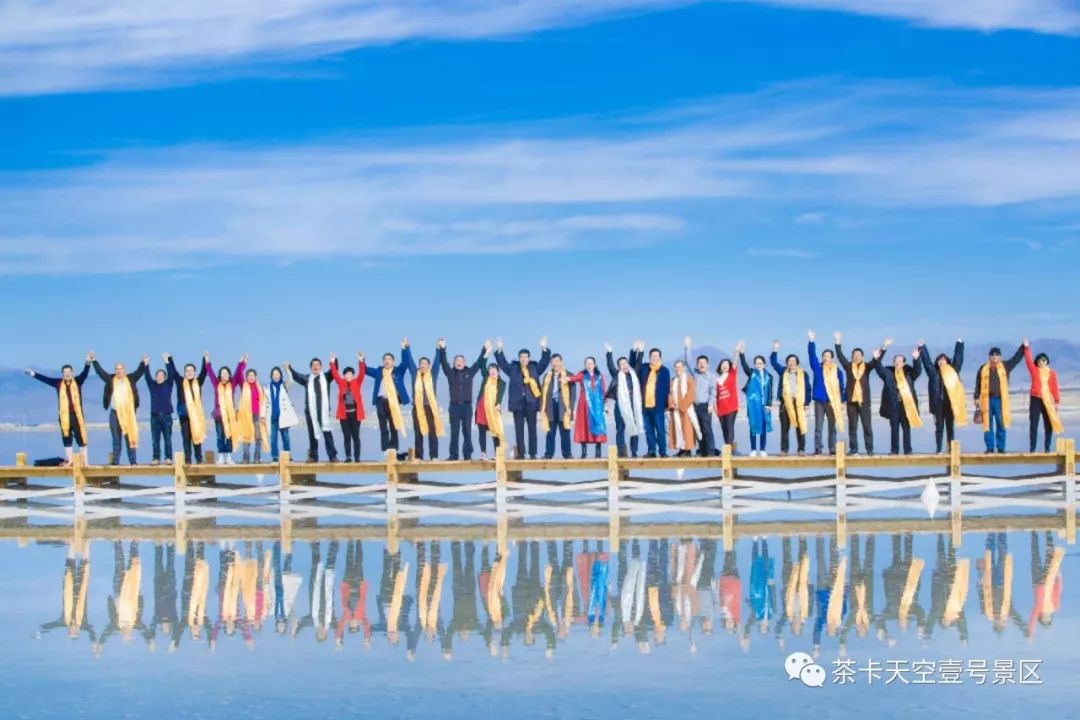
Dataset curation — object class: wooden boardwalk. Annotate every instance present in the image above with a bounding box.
[1,437,1075,553]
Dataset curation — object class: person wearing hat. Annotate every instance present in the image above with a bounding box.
[973,342,1025,453]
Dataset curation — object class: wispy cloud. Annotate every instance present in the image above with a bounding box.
[6,80,1080,274]
[747,247,818,258]
[793,211,827,224]
[3,1,1079,97]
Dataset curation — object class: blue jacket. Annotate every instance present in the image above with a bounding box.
[770,352,813,404]
[144,371,175,415]
[808,341,846,403]
[630,350,671,412]
[364,346,414,406]
[494,348,552,412]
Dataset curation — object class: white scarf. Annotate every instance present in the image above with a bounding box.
[620,558,646,626]
[670,372,702,449]
[305,372,332,434]
[616,369,645,437]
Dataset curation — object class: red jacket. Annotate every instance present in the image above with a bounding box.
[715,365,739,416]
[330,360,367,421]
[1024,347,1061,403]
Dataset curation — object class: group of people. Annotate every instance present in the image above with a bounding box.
[43,531,1062,658]
[25,332,1064,466]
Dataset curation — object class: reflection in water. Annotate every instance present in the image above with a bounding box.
[30,529,1068,661]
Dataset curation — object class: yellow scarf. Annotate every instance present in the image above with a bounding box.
[111,376,139,448]
[413,370,445,437]
[117,558,141,628]
[58,378,86,440]
[979,363,1010,430]
[63,561,89,630]
[389,562,409,632]
[183,377,207,445]
[521,362,541,398]
[644,362,661,409]
[382,367,405,431]
[189,559,209,628]
[216,380,237,440]
[939,363,968,426]
[542,565,556,626]
[1039,366,1064,434]
[483,376,504,440]
[822,361,846,432]
[236,382,270,451]
[850,362,865,405]
[539,369,572,432]
[894,366,923,428]
[943,559,970,626]
[897,558,924,631]
[782,368,807,434]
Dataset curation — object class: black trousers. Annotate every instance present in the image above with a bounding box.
[179,413,203,463]
[889,413,913,455]
[413,404,439,460]
[478,425,501,453]
[376,397,399,452]
[61,411,87,449]
[613,410,640,457]
[448,402,474,460]
[778,405,807,453]
[813,400,838,454]
[340,414,360,460]
[306,409,338,461]
[694,403,716,455]
[1029,396,1054,452]
[512,409,538,459]
[933,402,956,454]
[846,401,873,454]
[544,423,572,459]
[717,411,736,447]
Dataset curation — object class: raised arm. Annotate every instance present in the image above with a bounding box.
[834,344,851,372]
[128,357,148,384]
[470,346,487,375]
[909,353,922,382]
[232,358,246,388]
[493,349,512,375]
[537,347,552,375]
[807,338,822,374]
[75,361,91,384]
[918,344,934,378]
[872,352,887,381]
[398,344,415,379]
[738,351,753,377]
[437,346,451,377]
[27,369,60,388]
[769,351,784,376]
[288,364,310,386]
[605,344,617,377]
[92,359,110,382]
[166,355,182,383]
[1004,343,1025,373]
[329,358,343,384]
[1023,344,1037,378]
[952,340,964,372]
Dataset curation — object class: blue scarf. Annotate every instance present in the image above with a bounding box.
[582,371,607,436]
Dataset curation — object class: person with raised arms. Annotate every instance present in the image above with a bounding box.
[475,363,506,461]
[667,359,700,458]
[539,353,575,460]
[205,353,245,465]
[266,366,299,463]
[285,356,338,463]
[566,356,608,459]
[1022,338,1063,453]
[142,356,176,466]
[410,351,443,461]
[833,333,890,456]
[684,336,718,458]
[918,339,966,454]
[714,349,740,450]
[25,354,93,465]
[437,339,490,462]
[807,330,846,456]
[90,352,148,466]
[872,348,923,456]
[630,341,671,459]
[494,336,551,460]
[973,342,1025,454]
[736,341,772,457]
[770,341,812,457]
[236,366,269,464]
[604,342,644,459]
[362,339,413,463]
[165,352,209,465]
[329,353,366,463]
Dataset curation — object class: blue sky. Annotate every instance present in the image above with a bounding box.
[3,1,1080,369]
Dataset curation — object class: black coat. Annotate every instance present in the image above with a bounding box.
[92,360,147,411]
[835,344,883,403]
[494,348,551,412]
[437,347,487,404]
[605,349,641,401]
[918,342,964,417]
[873,360,921,421]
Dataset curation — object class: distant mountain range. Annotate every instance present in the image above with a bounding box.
[4,338,1079,425]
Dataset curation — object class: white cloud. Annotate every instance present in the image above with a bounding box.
[6,80,1080,275]
[793,211,827,224]
[747,247,818,258]
[3,1,1079,96]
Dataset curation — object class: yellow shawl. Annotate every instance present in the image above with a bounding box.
[939,363,968,426]
[644,362,661,409]
[850,362,865,405]
[822,361,846,432]
[897,558,924,631]
[1039,367,1064,434]
[382,367,405,431]
[979,363,1010,430]
[188,559,209,628]
[413,370,445,437]
[63,561,89,630]
[943,558,970,626]
[236,382,270,451]
[482,376,504,441]
[895,366,923,428]
[182,377,207,445]
[58,378,86,441]
[521,362,541,398]
[539,369,572,432]
[216,380,237,440]
[112,377,139,448]
[781,368,807,434]
[117,558,142,629]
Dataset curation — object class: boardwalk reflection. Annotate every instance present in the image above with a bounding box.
[32,526,1067,660]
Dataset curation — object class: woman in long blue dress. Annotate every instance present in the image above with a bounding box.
[738,342,774,456]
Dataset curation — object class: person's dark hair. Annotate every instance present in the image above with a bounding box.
[753,355,766,365]
[270,365,282,378]
[343,366,355,375]
[935,353,949,366]
[310,357,321,366]
[821,349,834,360]
[584,356,596,366]
[785,354,799,365]
[184,363,197,372]
[419,356,430,365]
[61,364,73,372]
[453,354,465,363]
[518,349,531,358]
[551,353,562,361]
[488,363,500,371]
[852,347,864,356]
[382,353,394,362]
[716,359,732,373]
[696,354,709,364]
[245,369,257,378]
[649,348,662,357]
[1036,352,1050,365]
[989,347,1002,357]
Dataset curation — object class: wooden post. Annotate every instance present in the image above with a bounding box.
[495,446,508,557]
[1064,438,1076,545]
[607,446,620,550]
[175,518,187,554]
[281,516,293,555]
[73,517,86,556]
[71,452,86,491]
[173,450,186,522]
[205,450,216,465]
[279,451,291,508]
[950,439,963,547]
[835,441,847,550]
[14,452,26,466]
[386,449,400,555]
[721,444,734,552]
